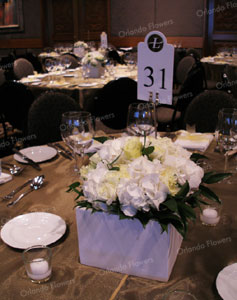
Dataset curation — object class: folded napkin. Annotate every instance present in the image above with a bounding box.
[85,139,103,153]
[174,131,213,152]
[0,172,12,184]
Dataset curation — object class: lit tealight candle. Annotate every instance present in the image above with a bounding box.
[200,207,220,225]
[27,258,52,281]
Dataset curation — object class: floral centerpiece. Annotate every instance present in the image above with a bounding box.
[74,41,88,49]
[81,51,106,67]
[81,51,106,78]
[68,135,229,238]
[73,41,88,58]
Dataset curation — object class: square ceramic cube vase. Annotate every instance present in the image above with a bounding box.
[76,207,183,282]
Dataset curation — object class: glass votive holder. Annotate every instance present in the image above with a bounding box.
[200,203,222,226]
[163,290,197,300]
[22,245,52,284]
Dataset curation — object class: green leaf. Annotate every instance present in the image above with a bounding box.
[190,153,208,162]
[178,203,196,221]
[109,166,120,171]
[199,185,221,204]
[67,182,80,192]
[87,152,95,157]
[175,181,190,198]
[202,172,232,184]
[93,136,110,143]
[162,198,178,212]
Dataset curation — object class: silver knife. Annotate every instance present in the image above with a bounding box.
[54,143,74,158]
[47,143,72,160]
[12,148,42,171]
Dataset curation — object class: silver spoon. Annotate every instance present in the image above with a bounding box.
[7,175,45,207]
[1,162,25,176]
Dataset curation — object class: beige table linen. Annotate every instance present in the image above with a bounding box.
[0,138,236,300]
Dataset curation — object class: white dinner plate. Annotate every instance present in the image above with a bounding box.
[20,78,41,83]
[0,212,67,249]
[14,146,57,163]
[78,82,99,87]
[216,263,237,300]
[63,74,75,77]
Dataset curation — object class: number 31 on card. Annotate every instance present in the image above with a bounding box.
[138,31,174,104]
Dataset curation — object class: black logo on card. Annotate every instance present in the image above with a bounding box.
[147,34,163,52]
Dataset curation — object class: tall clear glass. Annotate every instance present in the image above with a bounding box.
[127,102,157,138]
[60,111,94,173]
[217,108,237,181]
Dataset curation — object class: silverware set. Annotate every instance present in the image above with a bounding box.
[47,143,73,160]
[1,143,72,206]
[1,161,25,176]
[1,175,45,207]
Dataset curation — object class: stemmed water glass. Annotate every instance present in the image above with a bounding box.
[60,111,94,173]
[44,58,56,84]
[217,108,237,180]
[126,102,157,138]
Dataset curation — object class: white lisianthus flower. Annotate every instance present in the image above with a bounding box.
[80,135,205,219]
[81,51,105,67]
[74,41,88,48]
[163,155,204,190]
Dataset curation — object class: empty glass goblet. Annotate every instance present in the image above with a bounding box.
[127,102,157,138]
[60,111,94,173]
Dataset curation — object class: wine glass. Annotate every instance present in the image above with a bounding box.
[230,111,237,147]
[127,102,157,138]
[61,56,72,70]
[44,58,56,84]
[217,108,237,181]
[60,111,94,173]
[82,65,90,82]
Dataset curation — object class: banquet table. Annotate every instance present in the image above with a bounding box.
[0,135,237,300]
[19,65,137,110]
[201,56,237,92]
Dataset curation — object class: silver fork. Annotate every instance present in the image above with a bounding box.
[1,178,33,201]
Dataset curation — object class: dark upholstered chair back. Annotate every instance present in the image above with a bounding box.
[184,90,237,132]
[0,81,34,135]
[27,91,80,145]
[13,58,34,79]
[93,77,138,130]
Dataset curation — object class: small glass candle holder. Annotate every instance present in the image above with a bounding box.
[200,202,222,226]
[22,245,52,284]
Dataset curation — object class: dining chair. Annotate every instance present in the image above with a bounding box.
[60,54,79,69]
[186,48,201,60]
[184,90,237,133]
[27,91,81,146]
[156,57,205,131]
[13,58,35,80]
[0,68,5,86]
[92,77,139,130]
[0,81,34,136]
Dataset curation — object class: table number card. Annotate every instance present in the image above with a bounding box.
[100,32,108,49]
[138,31,174,104]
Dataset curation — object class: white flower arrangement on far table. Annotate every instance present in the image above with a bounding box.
[74,41,89,49]
[68,135,230,238]
[81,51,106,67]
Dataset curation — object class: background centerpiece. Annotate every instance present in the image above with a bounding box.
[73,40,88,58]
[68,135,229,281]
[81,51,106,78]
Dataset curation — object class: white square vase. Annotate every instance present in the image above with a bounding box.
[74,47,85,58]
[87,64,104,78]
[76,207,183,282]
